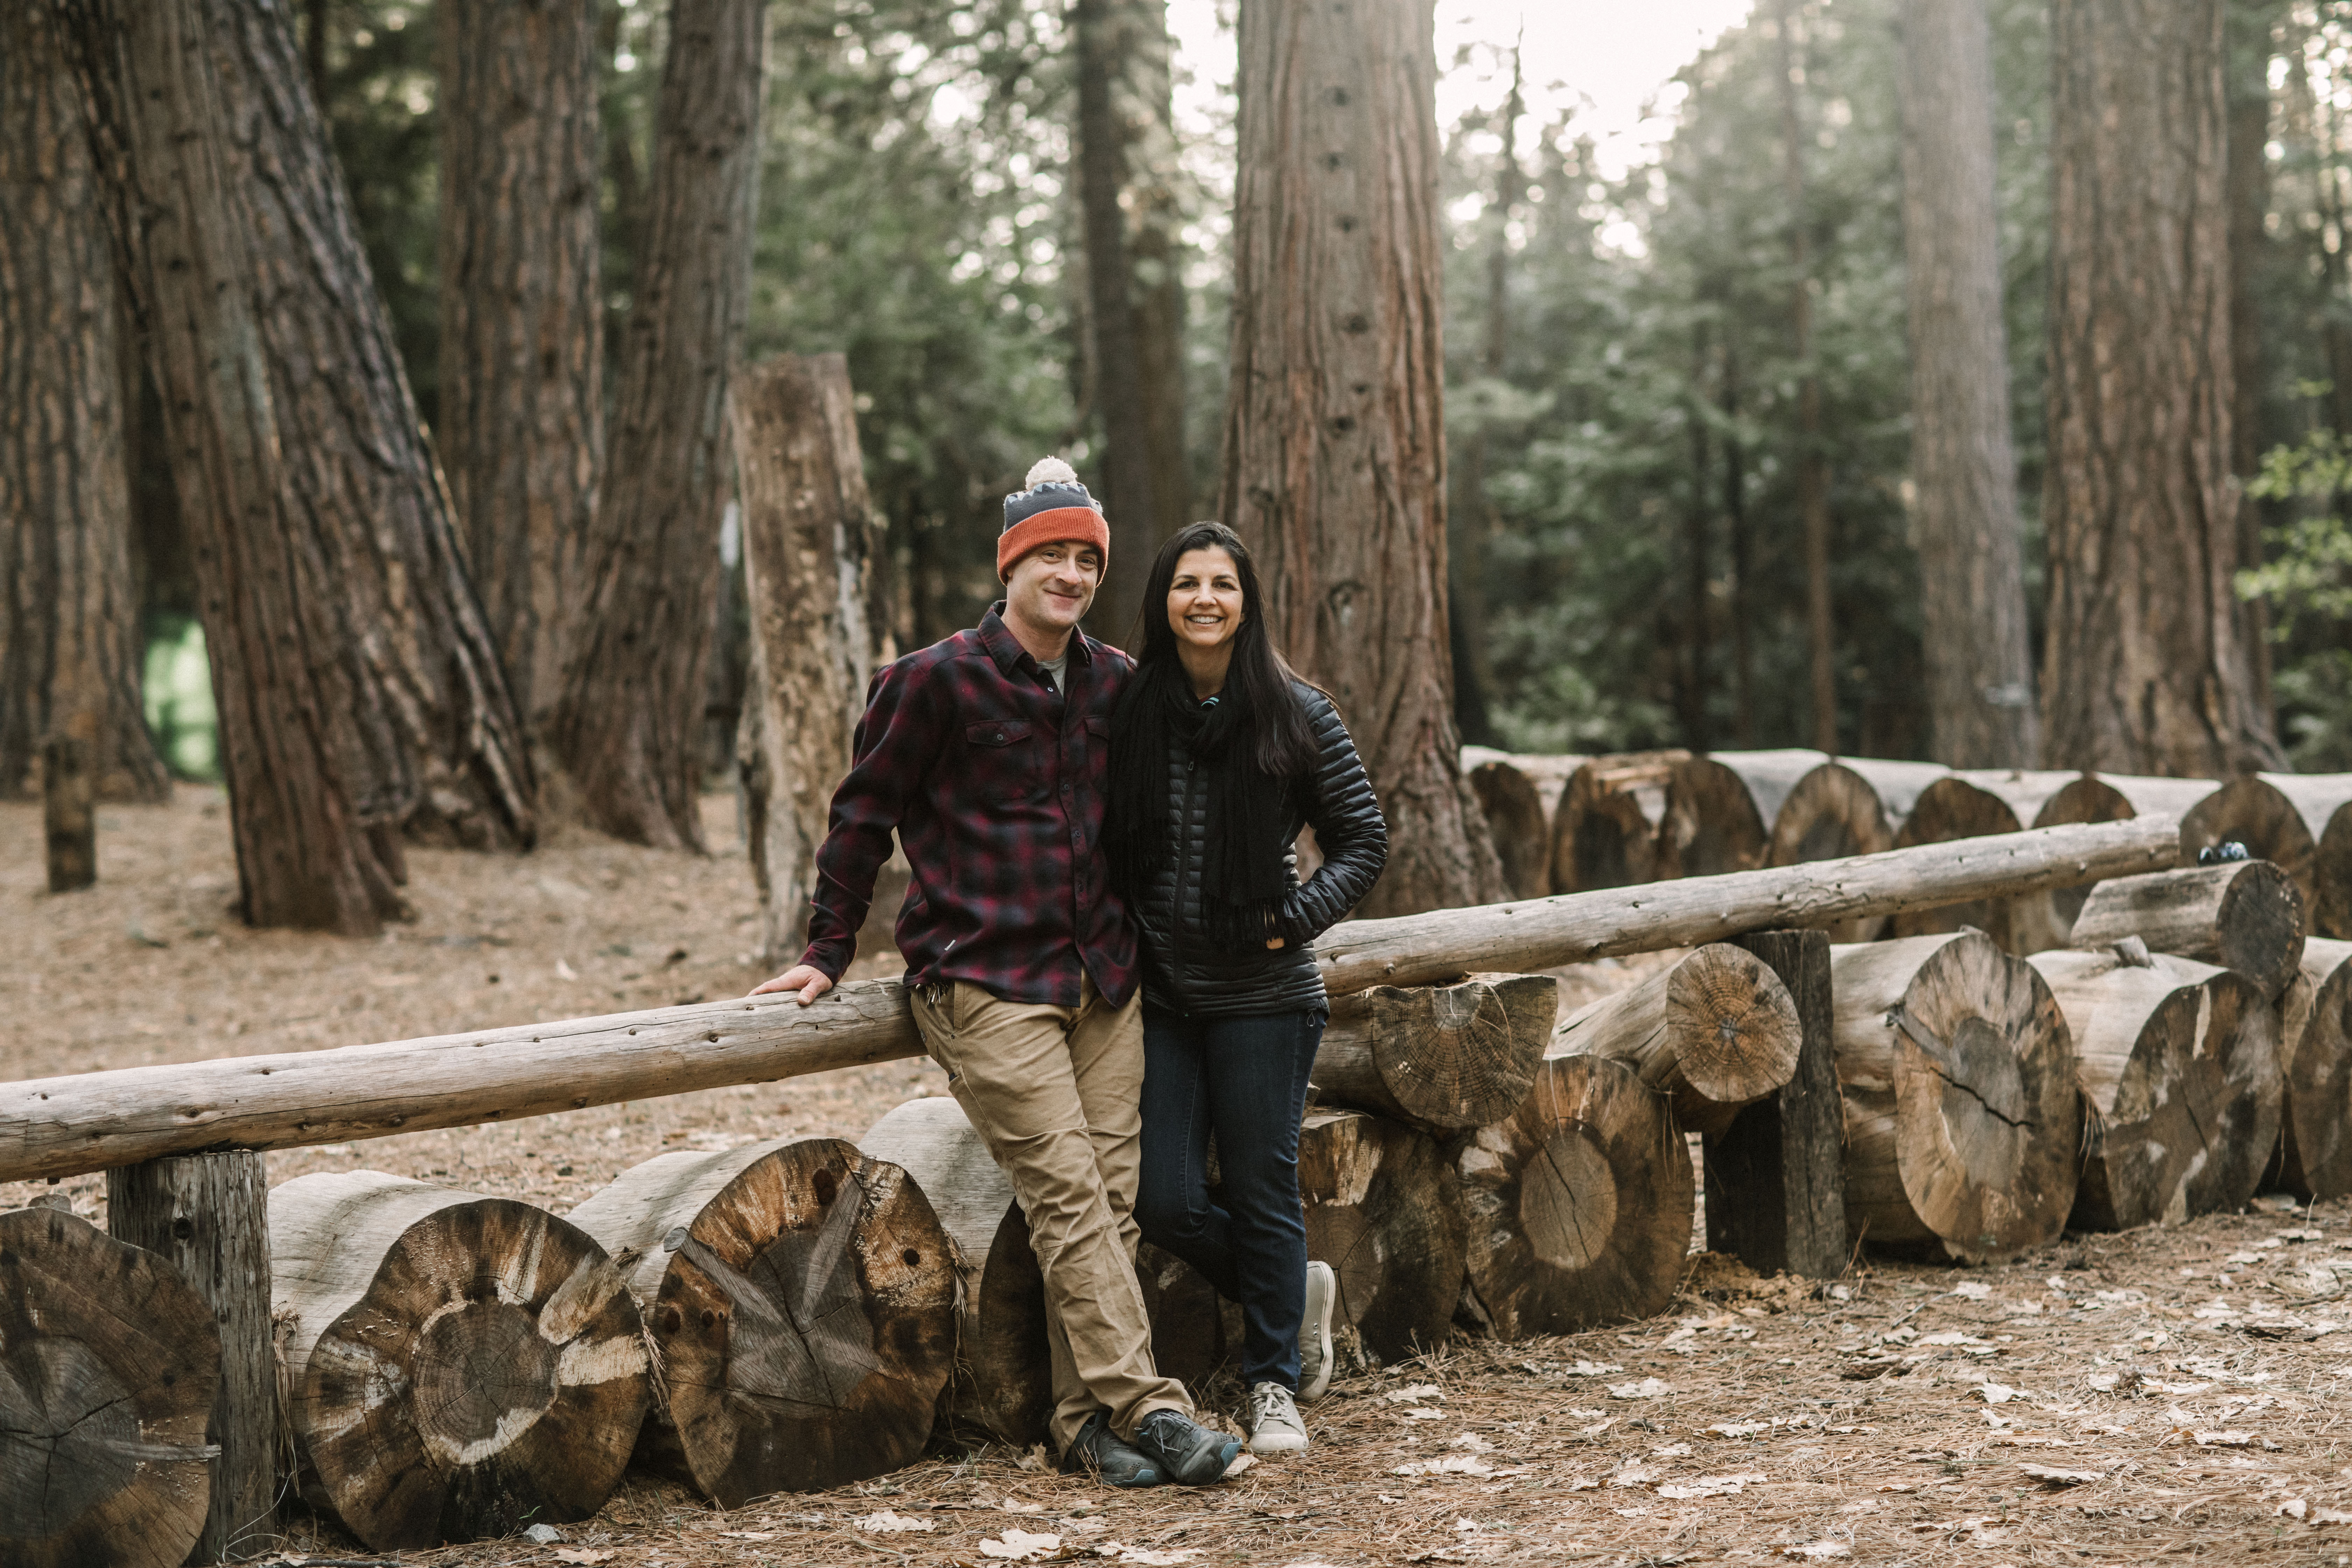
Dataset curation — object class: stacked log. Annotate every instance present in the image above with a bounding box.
[1311,972,1559,1135]
[2174,773,2352,938]
[1830,932,2080,1263]
[2068,861,2305,1000]
[1887,770,2084,951]
[2031,774,2219,939]
[271,1172,652,1549]
[1452,1052,1693,1339]
[2025,948,2282,1231]
[568,1138,957,1506]
[0,1205,221,1568]
[1462,748,1583,900]
[858,1098,1048,1447]
[2275,938,2352,1200]
[1552,943,1802,1138]
[1657,753,1777,879]
[1297,1109,1466,1360]
[1700,748,1833,838]
[1769,758,1952,939]
[1550,750,1687,893]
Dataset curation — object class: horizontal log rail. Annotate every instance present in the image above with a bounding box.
[0,814,2179,1184]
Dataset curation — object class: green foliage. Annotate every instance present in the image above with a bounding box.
[2240,421,2352,769]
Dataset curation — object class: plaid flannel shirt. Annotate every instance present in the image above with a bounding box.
[799,605,1139,1007]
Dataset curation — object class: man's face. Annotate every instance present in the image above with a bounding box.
[1004,540,1103,637]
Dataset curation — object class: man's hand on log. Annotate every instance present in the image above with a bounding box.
[750,965,834,1006]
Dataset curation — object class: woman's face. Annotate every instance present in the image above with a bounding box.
[1167,546,1246,653]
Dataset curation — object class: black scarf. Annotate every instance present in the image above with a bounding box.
[1107,662,1293,953]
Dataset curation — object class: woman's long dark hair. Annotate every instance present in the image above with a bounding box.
[1126,522,1320,777]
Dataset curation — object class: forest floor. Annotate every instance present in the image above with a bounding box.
[8,791,2352,1566]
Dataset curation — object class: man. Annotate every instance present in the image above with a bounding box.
[752,458,1240,1488]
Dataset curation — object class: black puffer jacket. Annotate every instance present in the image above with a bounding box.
[1132,683,1387,1016]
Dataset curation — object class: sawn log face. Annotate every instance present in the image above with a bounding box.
[1312,973,1558,1134]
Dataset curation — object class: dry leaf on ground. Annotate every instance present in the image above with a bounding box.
[855,1510,936,1533]
[980,1530,1064,1561]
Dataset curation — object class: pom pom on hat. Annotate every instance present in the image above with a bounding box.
[999,456,1110,580]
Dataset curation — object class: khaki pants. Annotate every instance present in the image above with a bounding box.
[911,976,1192,1449]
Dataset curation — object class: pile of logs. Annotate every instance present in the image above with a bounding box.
[29,810,2352,1557]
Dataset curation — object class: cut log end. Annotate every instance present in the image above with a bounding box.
[2069,860,2305,1000]
[1556,945,1800,1140]
[1297,1111,1465,1361]
[1316,972,1559,1134]
[1658,755,1769,880]
[2280,941,2352,1200]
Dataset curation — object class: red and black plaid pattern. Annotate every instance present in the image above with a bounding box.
[800,606,1140,1007]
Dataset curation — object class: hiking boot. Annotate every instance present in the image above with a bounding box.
[1059,1409,1162,1488]
[1298,1260,1336,1402]
[1245,1382,1308,1455]
[1133,1408,1242,1485]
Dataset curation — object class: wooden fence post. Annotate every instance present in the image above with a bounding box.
[1705,929,1848,1279]
[107,1152,279,1562]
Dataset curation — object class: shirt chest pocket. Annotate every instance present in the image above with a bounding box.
[965,719,1047,803]
[1082,714,1111,789]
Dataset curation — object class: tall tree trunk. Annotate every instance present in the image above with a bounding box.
[436,0,604,729]
[1899,0,2039,769]
[1776,0,1837,754]
[0,1,168,805]
[2226,0,2280,719]
[1077,0,1188,646]
[1724,332,1756,746]
[2042,0,2280,776]
[62,0,534,935]
[1683,320,1713,750]
[551,0,767,850]
[1220,0,1502,916]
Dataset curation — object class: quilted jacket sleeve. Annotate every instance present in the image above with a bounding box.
[1281,687,1388,944]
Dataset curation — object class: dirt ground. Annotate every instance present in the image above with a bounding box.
[11,792,2352,1566]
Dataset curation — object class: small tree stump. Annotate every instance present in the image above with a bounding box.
[1888,770,2082,951]
[1832,931,2079,1262]
[2068,860,2306,1000]
[1549,751,1686,893]
[1452,1052,1692,1339]
[2275,937,2352,1200]
[1553,943,1801,1139]
[859,1098,1049,1447]
[271,1172,651,1548]
[0,1204,221,1568]
[1706,930,1848,1279]
[1769,758,1950,940]
[568,1137,956,1505]
[106,1152,277,1563]
[1657,754,1771,880]
[1311,972,1558,1135]
[2026,948,2283,1231]
[1297,1110,1464,1361]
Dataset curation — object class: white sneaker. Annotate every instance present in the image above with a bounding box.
[1246,1381,1308,1455]
[1298,1260,1336,1402]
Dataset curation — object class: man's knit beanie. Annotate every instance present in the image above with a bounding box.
[999,456,1111,581]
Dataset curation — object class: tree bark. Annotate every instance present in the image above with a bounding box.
[2226,0,2278,719]
[436,0,604,728]
[566,1138,957,1506]
[0,1206,222,1568]
[1775,0,1837,752]
[552,0,768,849]
[1899,0,2039,769]
[1076,0,1187,645]
[858,1097,1049,1448]
[2069,860,2305,1000]
[1554,943,1803,1140]
[1219,0,1502,915]
[1310,972,1558,1135]
[2042,0,2280,775]
[1451,1052,1693,1339]
[1831,932,2080,1262]
[106,1152,277,1563]
[270,1172,651,1549]
[0,0,168,807]
[731,354,883,967]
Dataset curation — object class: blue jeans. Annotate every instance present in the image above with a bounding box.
[1134,1006,1325,1392]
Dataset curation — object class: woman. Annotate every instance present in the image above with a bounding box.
[1107,522,1388,1458]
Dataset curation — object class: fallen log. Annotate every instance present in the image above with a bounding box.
[1657,754,1773,880]
[2179,775,2325,931]
[0,817,2183,1185]
[1551,944,1801,1139]
[0,1205,220,1568]
[1463,748,1583,900]
[1452,1052,1693,1338]
[2024,948,2283,1231]
[567,1137,956,1506]
[1550,750,1687,893]
[1769,758,1953,939]
[2275,938,2352,1201]
[1700,748,1833,836]
[1831,932,2079,1263]
[2067,861,2306,1000]
[1888,770,2084,950]
[2031,774,2218,938]
[271,1172,651,1549]
[858,1098,1048,1447]
[1311,972,1558,1135]
[1297,1109,1465,1361]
